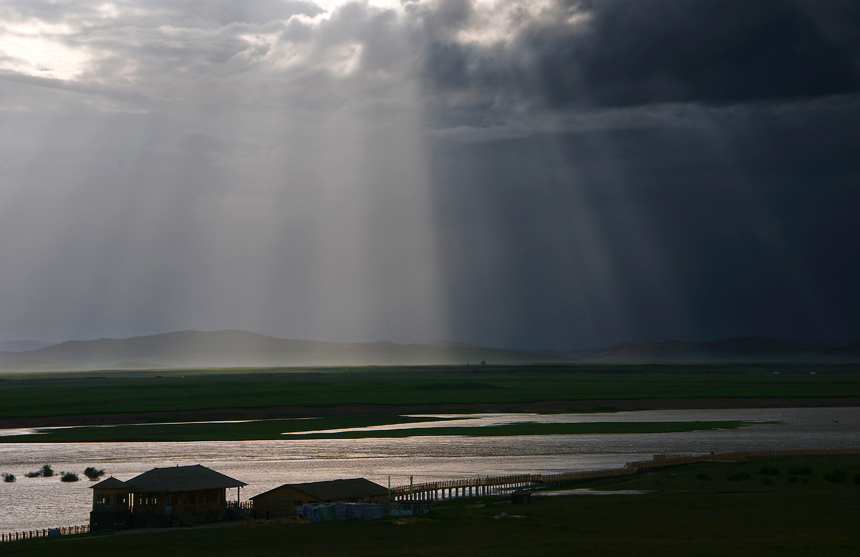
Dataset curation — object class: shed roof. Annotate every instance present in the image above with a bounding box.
[90,477,128,490]
[251,478,388,501]
[121,465,246,493]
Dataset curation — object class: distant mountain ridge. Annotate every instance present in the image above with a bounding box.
[0,330,570,371]
[0,340,55,352]
[0,331,857,371]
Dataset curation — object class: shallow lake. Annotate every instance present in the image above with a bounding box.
[1,407,858,534]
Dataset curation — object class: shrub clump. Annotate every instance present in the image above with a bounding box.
[758,467,779,476]
[824,469,847,483]
[3,473,15,483]
[84,467,106,481]
[727,473,751,481]
[695,473,713,481]
[854,474,860,485]
[789,467,812,475]
[60,472,79,482]
[23,464,55,478]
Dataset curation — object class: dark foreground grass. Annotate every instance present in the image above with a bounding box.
[5,455,860,556]
[2,363,859,421]
[2,419,753,443]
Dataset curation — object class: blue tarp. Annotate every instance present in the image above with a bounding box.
[335,503,348,521]
[299,503,383,522]
[318,504,336,522]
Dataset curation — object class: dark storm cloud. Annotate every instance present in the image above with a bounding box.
[420,0,860,119]
[539,0,860,107]
[404,0,860,347]
[427,94,860,348]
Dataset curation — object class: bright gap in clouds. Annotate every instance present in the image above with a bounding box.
[0,22,91,80]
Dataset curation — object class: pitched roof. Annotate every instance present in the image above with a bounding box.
[251,478,388,501]
[90,476,127,489]
[122,465,246,493]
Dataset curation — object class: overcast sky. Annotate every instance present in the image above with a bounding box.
[1,0,858,349]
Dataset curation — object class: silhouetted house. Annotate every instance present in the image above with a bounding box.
[90,465,247,530]
[251,478,389,519]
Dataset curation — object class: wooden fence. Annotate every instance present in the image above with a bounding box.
[0,524,89,543]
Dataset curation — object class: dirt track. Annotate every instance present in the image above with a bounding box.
[3,397,860,429]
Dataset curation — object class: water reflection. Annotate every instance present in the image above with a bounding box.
[1,407,858,534]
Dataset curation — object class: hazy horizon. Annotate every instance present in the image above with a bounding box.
[0,328,856,355]
[2,0,858,350]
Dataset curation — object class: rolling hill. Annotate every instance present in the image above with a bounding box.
[0,330,571,370]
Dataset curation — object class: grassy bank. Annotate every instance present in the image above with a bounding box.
[0,419,754,443]
[4,454,859,556]
[2,363,859,423]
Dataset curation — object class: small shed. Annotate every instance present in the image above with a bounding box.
[251,478,389,519]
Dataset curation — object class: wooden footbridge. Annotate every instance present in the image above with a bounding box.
[391,468,635,501]
[392,448,860,502]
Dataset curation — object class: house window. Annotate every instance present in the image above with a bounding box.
[95,494,109,505]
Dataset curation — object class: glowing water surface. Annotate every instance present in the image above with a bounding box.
[1,407,858,534]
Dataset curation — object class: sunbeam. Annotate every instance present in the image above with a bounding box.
[0,0,858,349]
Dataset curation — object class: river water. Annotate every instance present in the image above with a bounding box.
[1,407,858,534]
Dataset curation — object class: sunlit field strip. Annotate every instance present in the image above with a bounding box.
[0,419,756,443]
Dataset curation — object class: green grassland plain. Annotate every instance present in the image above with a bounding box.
[0,363,858,442]
[4,454,860,556]
[2,363,859,418]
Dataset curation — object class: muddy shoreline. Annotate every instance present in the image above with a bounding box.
[3,397,860,429]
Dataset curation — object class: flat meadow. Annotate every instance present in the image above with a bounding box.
[2,363,858,422]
